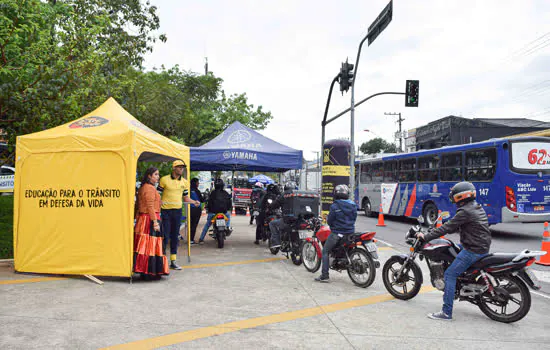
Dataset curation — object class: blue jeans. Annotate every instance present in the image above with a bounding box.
[199,211,231,241]
[161,208,182,257]
[443,245,487,316]
[321,233,342,278]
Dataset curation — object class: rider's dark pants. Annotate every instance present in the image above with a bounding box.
[268,218,286,247]
[443,245,487,316]
[321,233,342,278]
[255,213,265,242]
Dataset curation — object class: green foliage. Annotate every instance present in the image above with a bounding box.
[0,195,14,259]
[359,137,398,155]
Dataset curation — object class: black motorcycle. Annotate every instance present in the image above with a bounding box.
[268,214,321,266]
[382,215,546,323]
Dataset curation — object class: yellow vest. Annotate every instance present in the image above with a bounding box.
[160,175,189,210]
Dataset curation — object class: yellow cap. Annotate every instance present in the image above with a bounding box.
[172,160,186,168]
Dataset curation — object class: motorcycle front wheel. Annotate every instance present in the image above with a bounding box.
[347,248,376,288]
[382,256,422,300]
[301,241,321,273]
[477,275,531,323]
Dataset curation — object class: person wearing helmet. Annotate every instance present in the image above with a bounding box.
[158,160,200,270]
[267,182,295,248]
[249,182,265,225]
[199,178,233,244]
[416,181,492,321]
[254,182,283,245]
[315,184,357,283]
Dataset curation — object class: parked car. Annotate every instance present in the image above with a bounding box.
[0,165,15,194]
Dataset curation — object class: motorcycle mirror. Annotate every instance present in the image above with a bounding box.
[417,215,424,224]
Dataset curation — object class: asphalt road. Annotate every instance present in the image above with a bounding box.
[355,213,550,294]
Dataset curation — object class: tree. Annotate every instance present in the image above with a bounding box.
[0,0,165,164]
[359,138,398,155]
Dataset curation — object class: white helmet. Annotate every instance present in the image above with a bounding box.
[255,182,264,188]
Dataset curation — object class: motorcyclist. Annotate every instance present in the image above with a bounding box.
[249,182,265,225]
[198,178,233,244]
[416,181,492,321]
[268,182,295,249]
[315,184,357,283]
[254,183,281,245]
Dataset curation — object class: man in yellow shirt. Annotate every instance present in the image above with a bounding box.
[159,160,200,270]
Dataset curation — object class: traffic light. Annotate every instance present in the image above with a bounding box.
[405,80,419,107]
[339,60,355,93]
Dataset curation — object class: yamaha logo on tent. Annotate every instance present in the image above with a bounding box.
[223,151,231,159]
[223,151,258,160]
[227,129,252,144]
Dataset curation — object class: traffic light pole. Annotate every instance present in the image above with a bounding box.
[320,74,341,181]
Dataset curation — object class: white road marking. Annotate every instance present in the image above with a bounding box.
[531,291,550,300]
[375,238,394,247]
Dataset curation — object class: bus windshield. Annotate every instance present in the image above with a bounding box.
[510,141,550,173]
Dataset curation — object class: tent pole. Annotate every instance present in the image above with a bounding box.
[187,167,191,263]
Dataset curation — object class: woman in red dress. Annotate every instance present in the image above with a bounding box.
[133,167,169,278]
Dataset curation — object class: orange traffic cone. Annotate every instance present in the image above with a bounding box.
[536,222,550,266]
[376,204,386,227]
[231,207,236,217]
[246,207,251,217]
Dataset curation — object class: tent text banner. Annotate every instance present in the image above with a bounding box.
[24,188,121,208]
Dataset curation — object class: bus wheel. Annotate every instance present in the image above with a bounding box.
[423,203,438,227]
[363,199,374,217]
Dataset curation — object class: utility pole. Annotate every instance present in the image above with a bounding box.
[385,112,404,153]
[204,57,208,75]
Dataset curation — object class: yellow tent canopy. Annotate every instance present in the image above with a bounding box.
[13,98,190,277]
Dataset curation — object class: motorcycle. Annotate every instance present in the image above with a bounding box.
[209,213,230,249]
[268,214,321,266]
[302,224,379,288]
[382,214,546,323]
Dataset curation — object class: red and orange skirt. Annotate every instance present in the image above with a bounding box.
[133,213,169,276]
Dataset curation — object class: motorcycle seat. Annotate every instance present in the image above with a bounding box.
[470,253,518,269]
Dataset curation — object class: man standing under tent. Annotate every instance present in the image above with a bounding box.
[159,160,200,270]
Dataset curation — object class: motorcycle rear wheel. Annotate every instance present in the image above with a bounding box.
[477,275,531,323]
[217,230,224,249]
[290,241,303,266]
[301,241,321,273]
[347,248,376,288]
[382,256,422,300]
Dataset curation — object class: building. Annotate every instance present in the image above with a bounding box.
[415,116,550,150]
[404,128,416,153]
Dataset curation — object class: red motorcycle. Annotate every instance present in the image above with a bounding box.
[301,224,379,288]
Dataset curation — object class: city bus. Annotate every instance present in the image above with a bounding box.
[355,136,550,225]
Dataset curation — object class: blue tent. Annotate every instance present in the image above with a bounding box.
[248,174,274,184]
[190,122,303,172]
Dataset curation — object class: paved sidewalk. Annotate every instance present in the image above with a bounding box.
[1,215,549,349]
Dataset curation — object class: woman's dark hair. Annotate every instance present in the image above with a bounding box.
[141,167,158,185]
[191,178,199,187]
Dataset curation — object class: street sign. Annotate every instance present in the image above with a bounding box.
[367,0,393,46]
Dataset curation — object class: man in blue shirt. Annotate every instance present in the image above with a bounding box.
[315,184,357,283]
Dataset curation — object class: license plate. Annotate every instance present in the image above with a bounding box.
[253,211,259,216]
[298,230,308,239]
[216,219,226,227]
[534,205,545,211]
[365,242,377,253]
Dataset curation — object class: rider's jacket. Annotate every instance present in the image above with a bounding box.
[424,200,492,254]
[327,199,357,235]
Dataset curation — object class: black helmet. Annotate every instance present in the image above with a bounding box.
[284,182,294,192]
[214,178,224,190]
[333,184,350,200]
[449,181,476,205]
[267,184,279,195]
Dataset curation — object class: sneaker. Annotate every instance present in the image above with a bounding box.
[198,240,204,245]
[190,241,197,245]
[254,240,260,245]
[314,275,330,283]
[427,311,452,321]
[270,244,281,249]
[170,261,182,270]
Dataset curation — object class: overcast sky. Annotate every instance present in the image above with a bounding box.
[144,0,550,159]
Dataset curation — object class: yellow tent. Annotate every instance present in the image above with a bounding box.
[13,98,190,277]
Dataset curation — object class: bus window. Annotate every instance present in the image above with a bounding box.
[372,162,384,183]
[418,156,439,182]
[399,158,416,182]
[384,161,398,182]
[441,153,463,182]
[360,163,372,183]
[466,148,497,182]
